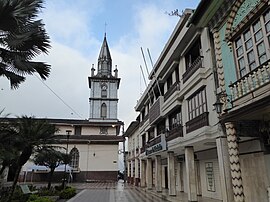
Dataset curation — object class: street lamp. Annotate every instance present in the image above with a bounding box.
[63,130,71,188]
[122,123,127,183]
[213,93,233,115]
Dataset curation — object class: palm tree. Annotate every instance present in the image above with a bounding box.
[5,116,58,201]
[0,0,51,89]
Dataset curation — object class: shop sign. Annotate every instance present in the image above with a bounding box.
[146,134,166,155]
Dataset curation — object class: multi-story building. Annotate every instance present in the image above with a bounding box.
[1,35,124,183]
[126,8,228,201]
[189,0,270,201]
[124,119,140,185]
[126,1,270,202]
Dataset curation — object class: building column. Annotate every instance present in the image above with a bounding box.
[127,161,131,183]
[140,159,146,187]
[195,160,201,196]
[177,162,184,192]
[168,151,176,196]
[216,136,234,202]
[185,146,197,202]
[134,158,139,186]
[225,122,245,202]
[146,158,153,189]
[131,160,134,184]
[155,155,162,192]
[154,126,158,137]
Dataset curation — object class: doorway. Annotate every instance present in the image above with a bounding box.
[164,166,168,189]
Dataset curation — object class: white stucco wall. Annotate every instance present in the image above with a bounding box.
[200,159,222,200]
[76,144,119,171]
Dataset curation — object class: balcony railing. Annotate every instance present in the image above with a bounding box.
[140,114,149,126]
[166,125,183,141]
[183,56,203,83]
[149,96,164,124]
[229,61,270,102]
[147,135,162,148]
[186,112,209,133]
[164,82,180,101]
[145,134,167,155]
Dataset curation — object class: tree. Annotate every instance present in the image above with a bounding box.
[33,147,70,189]
[0,111,19,182]
[3,116,58,202]
[0,0,51,89]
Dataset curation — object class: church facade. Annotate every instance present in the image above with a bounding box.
[3,35,124,183]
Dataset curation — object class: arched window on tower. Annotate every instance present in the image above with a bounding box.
[101,85,107,98]
[101,103,107,118]
[70,147,79,170]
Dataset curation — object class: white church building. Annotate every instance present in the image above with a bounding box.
[17,35,124,182]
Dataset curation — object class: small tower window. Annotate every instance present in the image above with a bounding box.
[70,147,79,170]
[100,127,108,135]
[101,103,107,118]
[101,85,107,98]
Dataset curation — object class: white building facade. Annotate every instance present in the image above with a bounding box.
[14,35,124,183]
[126,8,232,202]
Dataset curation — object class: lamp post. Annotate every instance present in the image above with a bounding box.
[122,123,127,183]
[63,130,71,188]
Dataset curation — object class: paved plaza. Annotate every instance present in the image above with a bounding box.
[66,181,222,202]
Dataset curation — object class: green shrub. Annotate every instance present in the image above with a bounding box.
[59,187,76,199]
[38,187,59,196]
[27,194,54,202]
[10,186,29,202]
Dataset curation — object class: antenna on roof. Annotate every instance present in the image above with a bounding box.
[147,48,162,96]
[140,47,150,76]
[140,65,147,88]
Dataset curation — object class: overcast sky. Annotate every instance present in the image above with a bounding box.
[1,0,200,127]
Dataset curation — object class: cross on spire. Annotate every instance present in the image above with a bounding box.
[104,22,107,37]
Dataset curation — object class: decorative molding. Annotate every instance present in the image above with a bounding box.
[225,0,268,41]
[225,122,245,202]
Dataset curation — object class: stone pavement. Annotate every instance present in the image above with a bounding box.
[67,181,222,202]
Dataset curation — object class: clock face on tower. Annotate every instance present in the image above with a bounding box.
[102,85,107,90]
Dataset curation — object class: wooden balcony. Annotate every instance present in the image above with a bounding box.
[145,134,167,155]
[186,112,209,133]
[147,135,162,148]
[164,82,180,102]
[139,114,149,126]
[229,61,270,103]
[166,125,183,141]
[183,56,203,83]
[149,96,164,125]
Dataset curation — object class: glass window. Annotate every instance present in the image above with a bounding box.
[70,148,79,170]
[245,39,253,50]
[238,57,246,76]
[234,10,270,78]
[100,127,108,134]
[247,51,255,64]
[264,10,270,22]
[266,21,270,33]
[101,103,107,118]
[255,30,263,42]
[253,20,261,32]
[187,88,207,121]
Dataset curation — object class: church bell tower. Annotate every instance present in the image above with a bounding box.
[88,35,120,121]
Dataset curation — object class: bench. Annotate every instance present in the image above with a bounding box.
[19,184,38,194]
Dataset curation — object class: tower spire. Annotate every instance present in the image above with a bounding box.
[97,33,112,77]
